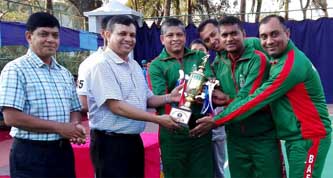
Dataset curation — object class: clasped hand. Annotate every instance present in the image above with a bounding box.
[189,116,217,138]
[58,121,86,145]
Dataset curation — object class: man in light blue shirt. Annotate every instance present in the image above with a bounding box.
[0,12,86,178]
[87,15,182,178]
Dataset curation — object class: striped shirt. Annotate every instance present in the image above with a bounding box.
[87,48,153,134]
[0,49,81,141]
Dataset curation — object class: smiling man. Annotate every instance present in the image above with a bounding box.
[193,15,332,178]
[0,12,85,178]
[86,15,182,178]
[149,18,214,178]
[199,16,283,178]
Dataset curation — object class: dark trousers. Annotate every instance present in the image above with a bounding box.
[90,129,144,178]
[10,138,75,178]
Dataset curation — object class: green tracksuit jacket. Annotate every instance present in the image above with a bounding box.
[214,40,332,178]
[213,43,283,178]
[149,47,214,178]
[213,39,275,137]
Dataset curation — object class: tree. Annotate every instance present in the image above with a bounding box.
[66,0,102,16]
[240,0,246,21]
[187,0,192,24]
[313,0,328,17]
[163,0,171,19]
[46,0,53,13]
[284,0,289,20]
[173,0,181,15]
[250,0,263,22]
[300,0,311,19]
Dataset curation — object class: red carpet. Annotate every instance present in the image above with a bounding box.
[0,130,10,142]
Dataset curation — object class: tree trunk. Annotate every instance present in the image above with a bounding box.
[313,0,329,17]
[133,0,138,11]
[203,0,211,16]
[67,0,101,16]
[188,0,193,24]
[250,0,256,14]
[46,0,53,14]
[285,0,289,20]
[174,0,180,16]
[255,0,262,22]
[163,0,171,18]
[240,0,246,21]
[300,0,310,19]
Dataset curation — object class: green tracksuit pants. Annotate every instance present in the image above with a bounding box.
[286,134,331,178]
[227,133,284,178]
[159,127,213,178]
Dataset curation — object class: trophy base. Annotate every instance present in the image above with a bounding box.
[169,107,192,128]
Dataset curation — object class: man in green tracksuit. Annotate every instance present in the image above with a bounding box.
[148,18,213,178]
[192,15,332,178]
[198,16,284,178]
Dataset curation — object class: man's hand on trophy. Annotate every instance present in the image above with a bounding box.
[189,116,216,138]
[169,84,184,102]
[212,89,230,106]
[157,114,181,131]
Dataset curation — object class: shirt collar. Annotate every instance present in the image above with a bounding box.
[26,49,61,69]
[159,47,196,61]
[104,48,131,64]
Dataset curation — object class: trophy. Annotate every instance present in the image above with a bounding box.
[170,55,210,127]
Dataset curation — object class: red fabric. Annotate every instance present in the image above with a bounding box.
[251,50,267,94]
[72,139,94,178]
[142,133,160,178]
[286,83,327,138]
[146,63,153,90]
[71,133,160,178]
[216,50,295,125]
[178,80,187,107]
[303,138,320,178]
[0,130,11,142]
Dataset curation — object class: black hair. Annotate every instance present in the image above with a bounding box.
[218,16,244,31]
[190,39,208,51]
[197,19,218,33]
[160,18,185,35]
[26,12,60,32]
[106,15,136,32]
[101,16,113,30]
[260,15,288,30]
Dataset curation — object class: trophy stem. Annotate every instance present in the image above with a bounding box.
[184,101,191,108]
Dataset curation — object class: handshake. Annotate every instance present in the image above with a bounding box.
[58,121,87,145]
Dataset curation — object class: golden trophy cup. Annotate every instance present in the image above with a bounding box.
[170,55,210,127]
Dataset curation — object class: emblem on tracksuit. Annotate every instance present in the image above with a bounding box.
[239,74,245,88]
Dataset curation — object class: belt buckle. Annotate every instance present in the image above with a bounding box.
[104,131,116,136]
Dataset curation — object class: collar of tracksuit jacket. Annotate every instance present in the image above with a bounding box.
[158,47,196,61]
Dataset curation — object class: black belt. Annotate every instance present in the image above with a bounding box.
[14,138,69,148]
[91,129,139,137]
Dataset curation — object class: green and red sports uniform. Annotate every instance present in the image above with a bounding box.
[214,40,332,178]
[212,41,284,178]
[149,48,214,178]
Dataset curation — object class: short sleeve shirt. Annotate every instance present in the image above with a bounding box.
[87,48,153,134]
[0,49,81,141]
[77,47,103,95]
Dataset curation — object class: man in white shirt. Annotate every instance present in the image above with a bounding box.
[77,16,112,112]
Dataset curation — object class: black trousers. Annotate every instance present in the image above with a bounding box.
[10,138,75,178]
[90,129,144,178]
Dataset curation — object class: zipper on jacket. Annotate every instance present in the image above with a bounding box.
[231,60,246,135]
